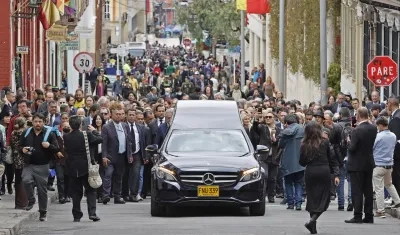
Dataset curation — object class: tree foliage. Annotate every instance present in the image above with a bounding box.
[175,0,241,46]
[269,0,341,84]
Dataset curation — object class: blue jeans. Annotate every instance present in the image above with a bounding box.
[138,165,144,195]
[284,171,304,206]
[337,165,352,206]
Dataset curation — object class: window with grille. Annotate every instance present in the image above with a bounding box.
[104,0,110,20]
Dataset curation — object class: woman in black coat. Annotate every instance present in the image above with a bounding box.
[63,116,103,222]
[299,122,339,234]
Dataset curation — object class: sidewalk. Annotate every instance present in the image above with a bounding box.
[386,207,400,219]
[0,190,57,235]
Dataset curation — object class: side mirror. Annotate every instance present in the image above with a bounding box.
[145,144,158,152]
[256,145,269,154]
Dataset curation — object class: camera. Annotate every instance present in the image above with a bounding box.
[27,147,35,155]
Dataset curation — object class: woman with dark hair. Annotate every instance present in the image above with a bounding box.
[91,114,105,203]
[299,122,339,234]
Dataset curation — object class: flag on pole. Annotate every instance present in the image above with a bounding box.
[247,0,270,14]
[53,0,65,15]
[236,0,246,10]
[38,0,61,30]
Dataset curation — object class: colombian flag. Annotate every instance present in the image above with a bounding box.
[54,0,65,16]
[236,0,270,14]
[38,0,61,30]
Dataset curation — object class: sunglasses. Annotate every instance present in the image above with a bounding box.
[265,116,274,119]
[101,112,108,115]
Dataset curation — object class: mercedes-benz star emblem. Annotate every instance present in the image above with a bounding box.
[202,173,215,185]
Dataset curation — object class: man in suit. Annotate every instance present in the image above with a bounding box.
[155,108,174,147]
[82,104,100,131]
[251,110,281,203]
[47,100,61,127]
[125,109,150,202]
[146,87,158,103]
[345,107,377,224]
[330,92,351,114]
[142,103,165,198]
[37,91,54,114]
[101,103,132,204]
[387,97,400,196]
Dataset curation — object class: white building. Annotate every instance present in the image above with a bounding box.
[246,10,337,105]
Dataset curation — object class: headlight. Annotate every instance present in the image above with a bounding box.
[156,166,177,181]
[240,167,261,182]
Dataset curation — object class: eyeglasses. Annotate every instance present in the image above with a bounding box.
[265,116,274,119]
[59,102,66,104]
[101,112,108,115]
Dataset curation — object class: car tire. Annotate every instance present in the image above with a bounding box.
[249,197,266,216]
[151,195,167,217]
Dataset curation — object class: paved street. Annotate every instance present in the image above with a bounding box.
[19,198,399,235]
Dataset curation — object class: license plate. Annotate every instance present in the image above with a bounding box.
[197,185,219,197]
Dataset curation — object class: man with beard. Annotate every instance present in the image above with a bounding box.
[20,113,60,221]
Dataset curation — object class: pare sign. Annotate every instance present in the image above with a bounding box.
[367,56,398,86]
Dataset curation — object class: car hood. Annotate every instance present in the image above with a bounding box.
[162,152,258,172]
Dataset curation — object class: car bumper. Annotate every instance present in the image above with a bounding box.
[152,177,265,207]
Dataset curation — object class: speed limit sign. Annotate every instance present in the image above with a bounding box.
[73,52,94,73]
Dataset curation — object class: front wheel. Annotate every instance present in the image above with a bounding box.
[150,178,166,217]
[249,198,266,216]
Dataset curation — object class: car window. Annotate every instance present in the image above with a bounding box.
[166,129,249,155]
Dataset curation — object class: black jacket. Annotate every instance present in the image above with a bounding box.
[389,109,400,161]
[347,121,377,172]
[63,130,103,177]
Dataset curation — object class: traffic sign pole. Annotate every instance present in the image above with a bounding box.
[73,52,95,95]
[380,86,384,102]
[82,73,86,95]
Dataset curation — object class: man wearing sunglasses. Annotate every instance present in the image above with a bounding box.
[251,111,282,203]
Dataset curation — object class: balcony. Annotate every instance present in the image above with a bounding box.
[56,0,90,33]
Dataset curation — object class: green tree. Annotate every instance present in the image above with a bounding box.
[175,0,241,46]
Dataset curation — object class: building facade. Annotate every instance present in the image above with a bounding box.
[341,0,400,100]
[246,11,337,104]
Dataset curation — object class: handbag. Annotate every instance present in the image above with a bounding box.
[83,131,102,189]
[3,146,13,164]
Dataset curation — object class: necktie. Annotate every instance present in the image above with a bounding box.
[50,115,54,126]
[130,123,136,153]
[159,118,163,126]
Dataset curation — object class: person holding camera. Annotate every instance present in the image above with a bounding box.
[19,113,60,222]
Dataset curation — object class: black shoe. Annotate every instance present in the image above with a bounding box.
[25,201,35,211]
[347,203,353,211]
[344,218,362,223]
[305,220,317,234]
[362,218,374,224]
[123,196,130,202]
[65,197,71,203]
[97,198,103,203]
[393,203,400,208]
[330,195,336,201]
[141,194,147,199]
[39,211,47,221]
[73,218,80,222]
[110,194,114,198]
[114,197,126,204]
[59,198,66,204]
[268,197,275,203]
[89,215,100,222]
[287,205,294,210]
[276,193,284,199]
[102,196,110,205]
[0,191,4,196]
[47,185,55,191]
[295,205,301,211]
[7,185,13,194]
[338,206,344,211]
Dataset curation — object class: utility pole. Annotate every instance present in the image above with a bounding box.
[320,0,328,105]
[278,0,285,92]
[240,10,245,88]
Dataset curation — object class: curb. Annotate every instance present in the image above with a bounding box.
[385,207,400,219]
[0,191,58,235]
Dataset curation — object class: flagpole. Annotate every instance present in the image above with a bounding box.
[240,10,245,89]
[320,0,328,105]
[278,0,285,92]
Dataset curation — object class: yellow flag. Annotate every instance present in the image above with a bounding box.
[236,0,246,10]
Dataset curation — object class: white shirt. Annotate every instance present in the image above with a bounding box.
[157,118,165,127]
[130,122,140,154]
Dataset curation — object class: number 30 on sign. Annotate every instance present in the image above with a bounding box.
[73,52,94,73]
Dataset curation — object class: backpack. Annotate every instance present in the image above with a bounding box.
[24,125,61,141]
[338,122,352,154]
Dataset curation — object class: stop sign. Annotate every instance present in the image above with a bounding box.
[367,56,398,86]
[183,38,191,47]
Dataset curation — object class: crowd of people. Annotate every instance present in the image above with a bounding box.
[0,47,399,234]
